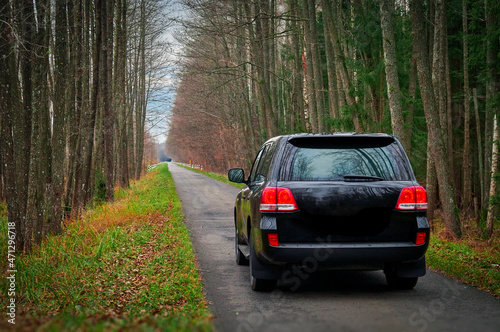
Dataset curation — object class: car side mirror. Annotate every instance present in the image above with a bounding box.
[228,168,246,184]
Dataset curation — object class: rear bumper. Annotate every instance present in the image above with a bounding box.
[258,241,428,269]
[255,213,429,269]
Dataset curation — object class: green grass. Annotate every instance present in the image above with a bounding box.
[0,164,212,331]
[176,163,245,189]
[426,227,500,297]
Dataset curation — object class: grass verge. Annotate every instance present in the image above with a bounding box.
[175,164,245,189]
[0,164,212,331]
[426,220,500,297]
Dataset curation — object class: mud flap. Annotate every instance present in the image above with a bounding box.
[390,256,426,278]
[250,244,283,280]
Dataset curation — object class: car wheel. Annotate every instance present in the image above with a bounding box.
[386,272,418,290]
[249,233,276,292]
[235,227,249,266]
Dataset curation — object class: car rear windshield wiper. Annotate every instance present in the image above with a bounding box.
[343,174,384,181]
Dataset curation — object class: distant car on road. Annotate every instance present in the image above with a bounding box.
[228,133,429,291]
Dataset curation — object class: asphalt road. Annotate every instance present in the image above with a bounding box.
[168,163,500,332]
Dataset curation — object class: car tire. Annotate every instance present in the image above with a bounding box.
[235,227,249,266]
[249,233,276,292]
[386,272,418,290]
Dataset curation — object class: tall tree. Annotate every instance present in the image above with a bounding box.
[116,0,130,188]
[103,0,115,201]
[484,0,500,237]
[380,0,409,151]
[0,0,24,248]
[322,0,360,131]
[290,0,306,131]
[27,0,51,245]
[305,0,326,132]
[49,0,69,234]
[462,0,472,212]
[410,0,461,237]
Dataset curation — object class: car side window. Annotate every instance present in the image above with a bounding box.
[255,143,276,182]
[248,147,266,184]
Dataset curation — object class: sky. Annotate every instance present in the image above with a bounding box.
[144,0,187,144]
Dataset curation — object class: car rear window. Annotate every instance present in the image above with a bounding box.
[284,137,412,181]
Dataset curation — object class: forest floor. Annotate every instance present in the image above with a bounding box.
[0,164,212,331]
[427,217,500,297]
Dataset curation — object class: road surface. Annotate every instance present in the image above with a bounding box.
[168,163,500,332]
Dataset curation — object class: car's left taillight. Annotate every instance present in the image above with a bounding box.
[260,187,298,212]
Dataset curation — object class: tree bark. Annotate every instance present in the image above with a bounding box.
[48,0,69,234]
[135,0,147,179]
[116,0,130,189]
[462,0,472,213]
[103,0,115,201]
[290,0,305,131]
[0,0,24,249]
[410,0,461,237]
[323,17,339,125]
[302,0,318,132]
[473,88,484,210]
[322,0,360,131]
[486,114,498,238]
[305,0,326,132]
[17,0,35,250]
[27,0,51,246]
[426,142,438,223]
[484,0,499,210]
[380,0,409,151]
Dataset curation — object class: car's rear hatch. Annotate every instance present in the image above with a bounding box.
[275,135,421,244]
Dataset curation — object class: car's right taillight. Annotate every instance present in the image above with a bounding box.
[415,232,427,245]
[260,187,298,212]
[395,186,428,211]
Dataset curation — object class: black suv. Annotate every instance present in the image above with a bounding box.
[228,133,429,291]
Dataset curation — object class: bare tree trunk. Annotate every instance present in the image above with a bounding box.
[103,0,115,201]
[410,0,461,238]
[324,18,339,124]
[305,0,326,132]
[17,0,35,250]
[427,143,438,223]
[484,0,499,210]
[65,0,78,212]
[407,51,418,156]
[0,0,25,249]
[48,0,69,234]
[302,0,317,132]
[27,0,51,245]
[322,0,360,131]
[462,0,472,213]
[73,0,93,215]
[486,114,498,238]
[432,0,447,148]
[473,88,484,212]
[445,25,454,188]
[135,0,147,179]
[82,0,103,206]
[116,0,129,188]
[380,0,409,151]
[290,0,305,131]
